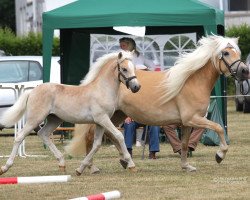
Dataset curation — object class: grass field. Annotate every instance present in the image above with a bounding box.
[0,99,249,200]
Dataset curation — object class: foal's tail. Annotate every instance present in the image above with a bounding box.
[65,124,94,157]
[0,90,32,128]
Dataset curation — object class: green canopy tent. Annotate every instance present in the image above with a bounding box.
[42,0,227,143]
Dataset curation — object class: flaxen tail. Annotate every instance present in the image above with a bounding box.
[65,124,93,157]
[0,90,32,128]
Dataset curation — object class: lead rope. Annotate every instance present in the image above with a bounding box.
[239,80,250,95]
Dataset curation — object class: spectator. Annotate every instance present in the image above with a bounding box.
[163,125,204,156]
[119,37,160,159]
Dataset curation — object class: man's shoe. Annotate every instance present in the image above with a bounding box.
[149,151,157,159]
[187,147,193,157]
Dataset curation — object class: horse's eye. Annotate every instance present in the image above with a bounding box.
[223,51,229,56]
[122,68,128,72]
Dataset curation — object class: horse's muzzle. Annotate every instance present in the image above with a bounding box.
[235,63,249,81]
[240,65,249,80]
[131,84,141,93]
[242,68,249,78]
[245,65,250,79]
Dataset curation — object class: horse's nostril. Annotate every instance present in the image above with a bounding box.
[242,68,249,74]
[132,84,141,93]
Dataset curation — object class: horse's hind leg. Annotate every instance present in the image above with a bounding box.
[76,125,105,176]
[180,126,197,172]
[0,124,35,175]
[37,115,65,171]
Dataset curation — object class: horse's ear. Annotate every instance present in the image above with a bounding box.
[226,43,234,48]
[118,52,123,59]
[235,37,239,44]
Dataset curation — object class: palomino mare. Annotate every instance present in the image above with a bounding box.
[66,35,249,174]
[0,51,141,175]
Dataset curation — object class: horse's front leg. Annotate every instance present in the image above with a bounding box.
[97,116,136,171]
[76,124,104,176]
[180,126,197,172]
[85,128,123,174]
[85,130,101,174]
[190,116,228,163]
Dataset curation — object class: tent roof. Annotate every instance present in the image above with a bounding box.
[43,0,224,29]
[41,0,226,130]
[42,0,224,83]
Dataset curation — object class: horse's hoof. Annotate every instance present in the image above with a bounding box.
[0,168,4,175]
[186,166,197,172]
[215,153,223,163]
[59,165,66,172]
[119,159,128,169]
[182,164,197,172]
[128,167,137,172]
[75,169,82,176]
[90,170,100,174]
[90,166,100,174]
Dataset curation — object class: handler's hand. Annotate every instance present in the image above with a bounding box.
[125,117,133,124]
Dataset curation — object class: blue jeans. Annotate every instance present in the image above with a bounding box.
[123,121,160,152]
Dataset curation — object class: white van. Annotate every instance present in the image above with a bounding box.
[0,56,61,115]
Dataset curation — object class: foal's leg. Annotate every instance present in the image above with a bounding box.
[180,126,196,172]
[86,130,123,174]
[0,124,35,175]
[104,131,123,154]
[37,115,65,171]
[96,116,135,171]
[85,127,101,174]
[76,125,105,175]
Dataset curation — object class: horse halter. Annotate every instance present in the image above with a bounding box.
[117,58,137,88]
[218,51,242,80]
[218,51,250,94]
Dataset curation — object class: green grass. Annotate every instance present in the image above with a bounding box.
[0,99,249,200]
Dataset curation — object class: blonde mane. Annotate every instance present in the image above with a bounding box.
[80,51,134,86]
[160,35,240,104]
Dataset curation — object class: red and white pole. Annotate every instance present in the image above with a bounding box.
[69,190,121,200]
[0,175,71,184]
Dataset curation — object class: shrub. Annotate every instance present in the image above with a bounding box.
[0,27,59,56]
[225,24,250,95]
[226,23,250,61]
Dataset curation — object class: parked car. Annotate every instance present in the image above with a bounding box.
[0,56,60,116]
[235,53,250,113]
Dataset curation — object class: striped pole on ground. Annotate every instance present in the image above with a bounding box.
[69,190,121,200]
[0,175,71,184]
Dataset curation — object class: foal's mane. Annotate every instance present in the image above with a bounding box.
[160,35,240,104]
[80,51,133,86]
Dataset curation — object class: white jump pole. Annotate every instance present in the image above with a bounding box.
[0,175,71,184]
[69,190,121,200]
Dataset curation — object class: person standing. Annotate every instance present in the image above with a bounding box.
[119,37,160,159]
[163,125,204,155]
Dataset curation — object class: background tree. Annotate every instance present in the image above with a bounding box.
[0,0,15,33]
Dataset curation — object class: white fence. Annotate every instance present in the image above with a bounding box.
[0,85,45,158]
